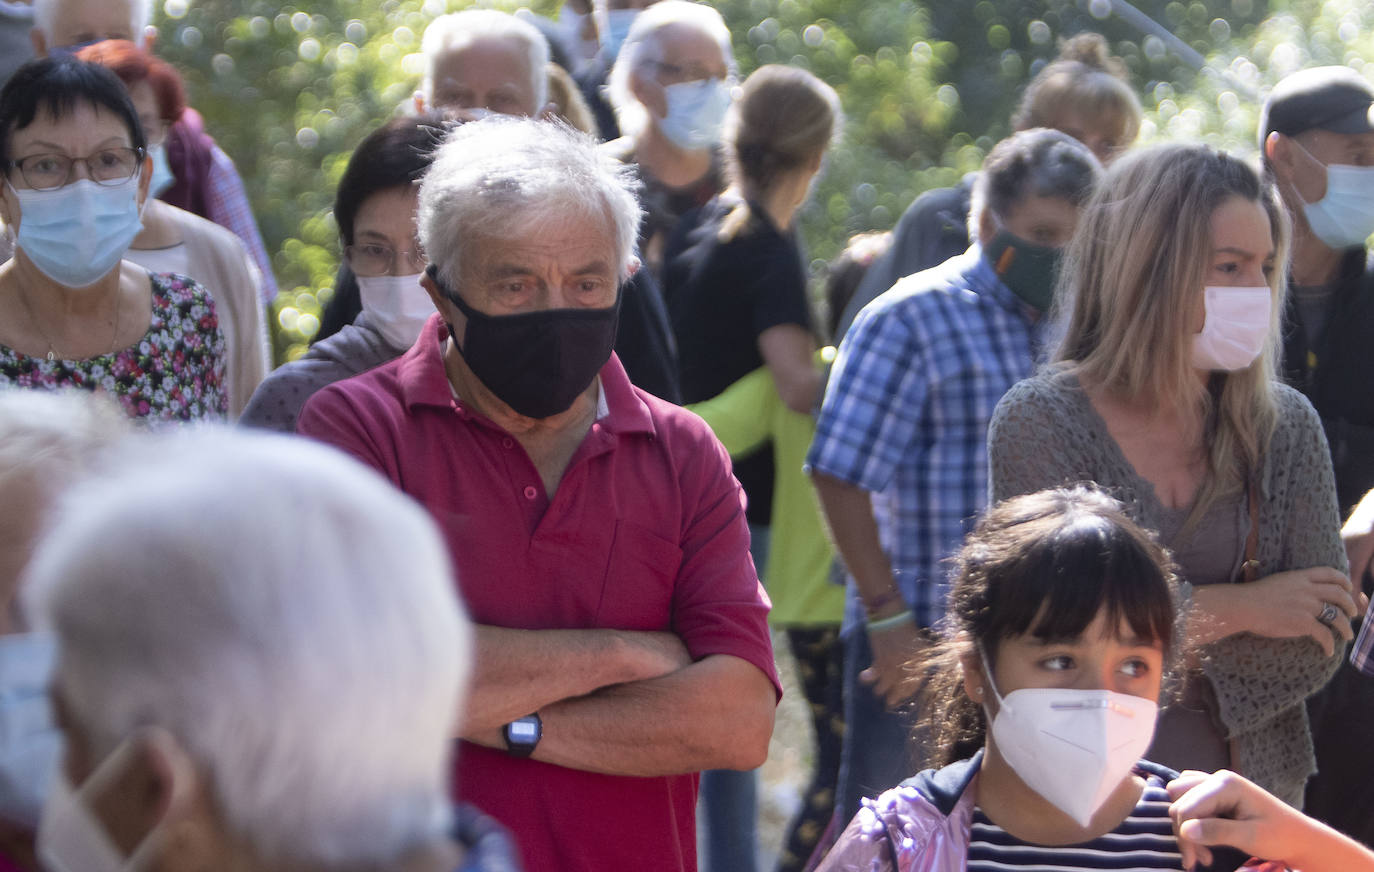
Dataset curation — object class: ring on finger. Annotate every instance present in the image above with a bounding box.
[1317,602,1340,627]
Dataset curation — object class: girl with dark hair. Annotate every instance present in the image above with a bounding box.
[817,487,1277,871]
[240,115,451,432]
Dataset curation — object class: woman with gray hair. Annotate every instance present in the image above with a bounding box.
[22,429,521,872]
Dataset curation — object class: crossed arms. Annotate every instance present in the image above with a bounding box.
[458,625,777,777]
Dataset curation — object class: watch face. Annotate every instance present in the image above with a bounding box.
[510,721,539,742]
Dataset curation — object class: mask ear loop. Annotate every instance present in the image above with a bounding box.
[975,642,1007,710]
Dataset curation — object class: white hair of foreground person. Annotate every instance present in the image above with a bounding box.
[607,0,735,138]
[32,0,154,45]
[0,389,128,488]
[417,115,643,290]
[0,390,128,628]
[420,9,550,111]
[22,428,472,868]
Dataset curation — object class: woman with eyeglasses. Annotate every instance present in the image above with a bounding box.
[0,57,226,422]
[239,115,451,433]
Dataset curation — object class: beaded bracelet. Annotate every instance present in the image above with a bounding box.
[866,609,915,634]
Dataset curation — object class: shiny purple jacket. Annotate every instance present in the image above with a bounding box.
[815,752,1286,872]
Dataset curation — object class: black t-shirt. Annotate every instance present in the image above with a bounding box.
[664,196,814,525]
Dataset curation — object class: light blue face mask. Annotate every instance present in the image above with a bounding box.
[602,8,638,62]
[147,143,176,199]
[10,175,145,288]
[659,77,731,151]
[0,632,61,829]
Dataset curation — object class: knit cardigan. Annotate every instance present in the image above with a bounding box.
[988,373,1347,807]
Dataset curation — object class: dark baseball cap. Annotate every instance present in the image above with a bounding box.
[1260,66,1374,145]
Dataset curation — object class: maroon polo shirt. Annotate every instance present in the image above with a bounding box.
[298,314,779,872]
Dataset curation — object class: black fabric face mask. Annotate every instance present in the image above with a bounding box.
[428,265,622,419]
[985,229,1063,313]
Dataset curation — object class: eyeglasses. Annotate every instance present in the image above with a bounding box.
[344,243,427,277]
[649,61,732,87]
[8,147,145,191]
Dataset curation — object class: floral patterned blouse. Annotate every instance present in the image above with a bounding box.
[0,272,228,422]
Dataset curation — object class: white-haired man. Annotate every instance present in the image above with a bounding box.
[415,9,551,118]
[298,117,778,872]
[23,429,522,872]
[603,0,733,277]
[29,0,277,304]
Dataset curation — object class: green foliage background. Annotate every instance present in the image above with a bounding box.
[152,0,1372,362]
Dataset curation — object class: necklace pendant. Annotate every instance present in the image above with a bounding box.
[45,349,55,362]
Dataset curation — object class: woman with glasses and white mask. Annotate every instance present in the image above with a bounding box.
[988,144,1362,809]
[0,57,226,422]
[240,115,449,433]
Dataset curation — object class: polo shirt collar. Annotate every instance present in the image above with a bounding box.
[399,312,656,438]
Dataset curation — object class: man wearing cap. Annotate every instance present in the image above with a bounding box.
[1261,65,1374,847]
[1262,66,1374,516]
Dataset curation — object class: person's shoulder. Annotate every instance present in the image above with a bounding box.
[302,349,409,420]
[865,253,984,316]
[165,204,244,249]
[1267,381,1327,451]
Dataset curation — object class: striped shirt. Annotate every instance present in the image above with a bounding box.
[1353,615,1374,676]
[806,248,1043,627]
[967,777,1182,871]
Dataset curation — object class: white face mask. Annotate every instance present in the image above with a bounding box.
[357,272,431,351]
[981,655,1158,828]
[1191,285,1272,372]
[38,739,170,872]
[659,78,731,152]
[0,632,61,829]
[1294,140,1374,249]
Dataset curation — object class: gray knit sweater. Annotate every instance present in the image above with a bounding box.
[988,372,1347,807]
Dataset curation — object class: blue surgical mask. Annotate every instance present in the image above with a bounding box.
[601,8,638,62]
[9,176,145,288]
[0,632,61,829]
[147,143,175,198]
[1292,139,1374,249]
[659,78,731,151]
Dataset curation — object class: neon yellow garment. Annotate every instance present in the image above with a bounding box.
[687,348,843,627]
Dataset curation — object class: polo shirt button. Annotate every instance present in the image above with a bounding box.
[502,438,514,449]
[523,486,538,500]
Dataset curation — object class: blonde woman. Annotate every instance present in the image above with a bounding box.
[988,144,1358,807]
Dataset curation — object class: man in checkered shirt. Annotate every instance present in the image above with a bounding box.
[806,129,1101,824]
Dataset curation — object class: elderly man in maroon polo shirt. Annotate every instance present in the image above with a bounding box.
[297,116,779,872]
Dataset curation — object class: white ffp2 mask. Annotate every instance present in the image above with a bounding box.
[1191,285,1272,372]
[983,668,1158,827]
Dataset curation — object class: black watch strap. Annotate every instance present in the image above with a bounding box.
[503,713,542,758]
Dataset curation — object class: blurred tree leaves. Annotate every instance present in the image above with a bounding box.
[152,0,1370,361]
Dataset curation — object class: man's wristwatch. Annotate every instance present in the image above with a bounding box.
[503,714,542,758]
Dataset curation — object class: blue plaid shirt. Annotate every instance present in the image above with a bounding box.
[807,248,1042,628]
[1354,617,1374,676]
